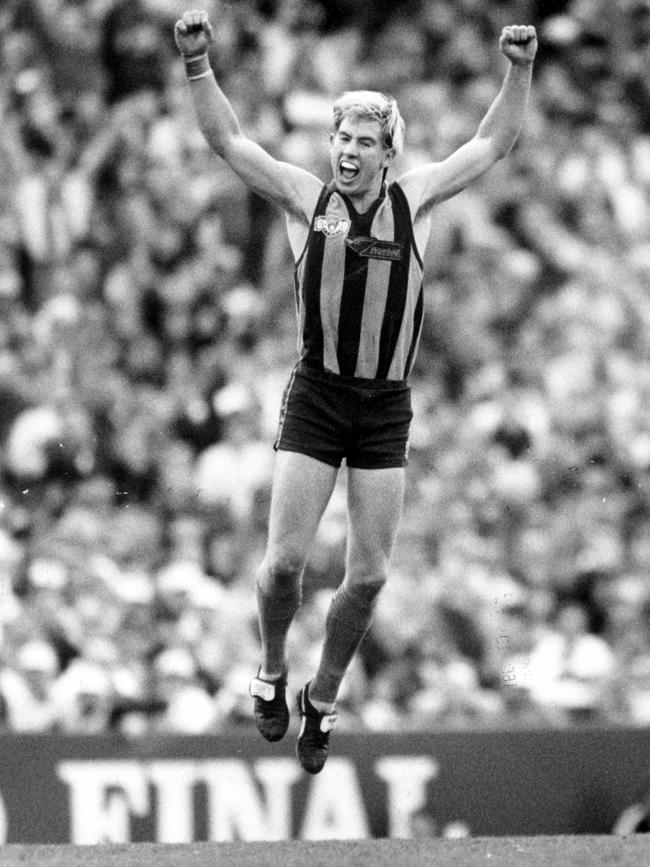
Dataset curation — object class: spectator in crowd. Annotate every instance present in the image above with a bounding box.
[193,381,273,524]
[52,657,115,734]
[0,640,60,732]
[527,599,617,722]
[150,646,222,733]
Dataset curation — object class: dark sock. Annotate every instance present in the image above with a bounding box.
[256,582,302,678]
[309,583,381,705]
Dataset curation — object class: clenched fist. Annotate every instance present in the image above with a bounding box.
[500,25,537,66]
[174,9,215,57]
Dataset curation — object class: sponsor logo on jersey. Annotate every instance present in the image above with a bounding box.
[345,237,403,261]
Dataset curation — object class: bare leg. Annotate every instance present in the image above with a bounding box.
[309,465,405,706]
[256,450,338,678]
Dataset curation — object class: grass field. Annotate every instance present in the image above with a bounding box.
[0,836,648,866]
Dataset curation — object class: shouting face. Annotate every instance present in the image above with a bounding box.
[330,117,395,210]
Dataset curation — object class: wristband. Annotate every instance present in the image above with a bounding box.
[187,68,213,82]
[183,53,211,81]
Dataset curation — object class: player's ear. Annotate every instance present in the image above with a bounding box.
[382,146,396,168]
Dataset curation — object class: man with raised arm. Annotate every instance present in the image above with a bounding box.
[174,9,537,774]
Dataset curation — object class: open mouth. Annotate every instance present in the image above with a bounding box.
[339,160,360,181]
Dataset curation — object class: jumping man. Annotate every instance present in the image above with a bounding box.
[174,9,538,773]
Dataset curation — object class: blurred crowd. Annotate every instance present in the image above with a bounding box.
[0,0,649,735]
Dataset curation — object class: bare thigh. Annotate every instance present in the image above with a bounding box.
[264,450,339,570]
[345,466,406,586]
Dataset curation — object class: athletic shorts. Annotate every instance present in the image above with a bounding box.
[274,362,413,469]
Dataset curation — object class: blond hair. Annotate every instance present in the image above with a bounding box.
[332,90,405,156]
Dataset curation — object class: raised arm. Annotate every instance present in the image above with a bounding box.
[399,25,537,218]
[174,9,321,219]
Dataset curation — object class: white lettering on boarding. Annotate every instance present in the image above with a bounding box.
[57,755,439,844]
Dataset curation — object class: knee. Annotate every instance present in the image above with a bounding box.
[347,554,390,591]
[258,552,304,594]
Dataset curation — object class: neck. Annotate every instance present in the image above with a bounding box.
[340,176,386,214]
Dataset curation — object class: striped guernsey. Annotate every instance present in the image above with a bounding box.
[294,181,424,382]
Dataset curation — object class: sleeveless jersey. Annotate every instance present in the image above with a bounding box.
[294,181,424,382]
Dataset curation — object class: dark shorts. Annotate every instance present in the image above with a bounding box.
[274,363,413,469]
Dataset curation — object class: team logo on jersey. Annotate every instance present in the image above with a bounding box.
[315,216,351,237]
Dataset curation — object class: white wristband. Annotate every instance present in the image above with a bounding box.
[183,52,211,80]
[187,68,213,82]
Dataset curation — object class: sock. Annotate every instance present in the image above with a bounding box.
[259,668,285,683]
[308,685,336,716]
[256,581,302,678]
[309,582,382,706]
